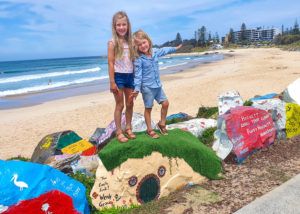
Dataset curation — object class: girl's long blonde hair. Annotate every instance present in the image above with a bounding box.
[112,11,134,60]
[133,30,153,57]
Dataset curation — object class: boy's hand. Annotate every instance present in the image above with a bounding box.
[176,44,183,50]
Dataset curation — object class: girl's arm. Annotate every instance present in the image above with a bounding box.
[133,58,143,93]
[130,58,142,99]
[155,44,182,58]
[107,41,118,93]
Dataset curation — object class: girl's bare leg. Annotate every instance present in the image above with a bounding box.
[124,88,134,130]
[113,89,125,134]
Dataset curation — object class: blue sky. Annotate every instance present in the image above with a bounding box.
[0,0,299,61]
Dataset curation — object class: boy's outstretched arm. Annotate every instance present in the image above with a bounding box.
[156,44,182,57]
[175,44,183,50]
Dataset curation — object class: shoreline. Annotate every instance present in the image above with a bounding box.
[0,48,299,160]
[0,52,224,110]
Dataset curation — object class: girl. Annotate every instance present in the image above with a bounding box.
[132,30,182,138]
[108,11,136,143]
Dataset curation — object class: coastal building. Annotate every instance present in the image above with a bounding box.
[232,27,279,43]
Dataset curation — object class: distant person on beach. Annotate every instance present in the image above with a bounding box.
[131,30,182,138]
[107,11,136,143]
[48,79,52,85]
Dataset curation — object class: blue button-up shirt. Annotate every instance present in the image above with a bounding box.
[134,47,176,92]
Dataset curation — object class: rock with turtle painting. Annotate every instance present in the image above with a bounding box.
[90,129,221,210]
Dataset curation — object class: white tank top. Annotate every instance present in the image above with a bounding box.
[110,39,133,74]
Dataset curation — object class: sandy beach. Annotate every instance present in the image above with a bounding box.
[1,47,299,160]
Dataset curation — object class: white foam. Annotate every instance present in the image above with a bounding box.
[0,67,101,84]
[160,62,188,70]
[0,75,108,97]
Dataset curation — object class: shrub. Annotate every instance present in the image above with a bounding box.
[198,127,217,147]
[196,106,218,119]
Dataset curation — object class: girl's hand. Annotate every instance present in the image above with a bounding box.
[110,82,119,93]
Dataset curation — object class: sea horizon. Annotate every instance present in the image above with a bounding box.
[0,54,108,63]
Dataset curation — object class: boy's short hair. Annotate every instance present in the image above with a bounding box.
[133,30,153,56]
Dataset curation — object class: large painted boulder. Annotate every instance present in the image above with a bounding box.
[286,103,300,138]
[0,160,89,213]
[31,130,96,164]
[252,98,286,139]
[213,106,276,162]
[2,190,79,214]
[166,118,217,138]
[218,90,243,115]
[90,129,221,210]
[282,78,300,104]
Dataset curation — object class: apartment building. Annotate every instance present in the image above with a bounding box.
[232,28,279,43]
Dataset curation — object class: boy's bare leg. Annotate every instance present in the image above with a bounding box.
[160,100,169,125]
[144,108,153,131]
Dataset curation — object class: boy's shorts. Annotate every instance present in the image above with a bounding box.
[114,72,134,89]
[141,86,168,108]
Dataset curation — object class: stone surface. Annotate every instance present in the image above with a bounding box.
[90,152,207,210]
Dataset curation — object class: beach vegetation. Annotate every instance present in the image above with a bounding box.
[7,155,30,161]
[274,19,300,50]
[243,100,253,106]
[228,28,235,44]
[191,46,209,52]
[196,106,218,119]
[174,32,182,46]
[240,23,247,42]
[275,34,300,45]
[198,127,217,147]
[70,172,98,213]
[198,26,207,47]
[166,117,190,125]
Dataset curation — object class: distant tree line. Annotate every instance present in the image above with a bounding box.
[156,18,300,51]
[275,20,300,45]
[156,26,221,52]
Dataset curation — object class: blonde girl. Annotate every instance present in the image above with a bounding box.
[108,11,136,143]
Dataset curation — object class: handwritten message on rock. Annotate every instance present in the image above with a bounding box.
[90,152,206,210]
[223,106,276,161]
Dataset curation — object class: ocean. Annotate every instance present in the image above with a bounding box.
[0,53,223,109]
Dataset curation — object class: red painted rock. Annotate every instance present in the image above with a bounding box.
[3,190,79,214]
[223,106,276,162]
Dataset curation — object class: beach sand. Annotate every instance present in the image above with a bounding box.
[1,48,299,160]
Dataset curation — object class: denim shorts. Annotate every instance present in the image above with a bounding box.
[141,86,168,108]
[114,72,134,89]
